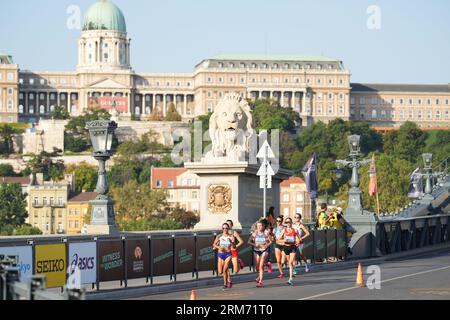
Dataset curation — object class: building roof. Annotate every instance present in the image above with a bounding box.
[68,192,98,203]
[83,0,126,33]
[0,176,30,185]
[351,83,450,93]
[281,176,305,187]
[0,54,14,64]
[151,167,187,189]
[208,53,340,62]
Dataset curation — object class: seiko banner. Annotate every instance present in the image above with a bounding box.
[0,246,33,282]
[68,242,97,286]
[35,244,67,288]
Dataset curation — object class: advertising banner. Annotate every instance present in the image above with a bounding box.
[300,234,314,261]
[35,244,67,288]
[174,236,195,275]
[337,229,347,257]
[313,230,326,261]
[68,242,97,286]
[151,238,173,277]
[98,240,124,282]
[88,96,128,113]
[126,239,149,280]
[326,229,337,258]
[0,246,33,282]
[237,234,253,269]
[196,235,215,272]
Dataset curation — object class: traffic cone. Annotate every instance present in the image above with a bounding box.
[190,289,197,300]
[356,263,364,287]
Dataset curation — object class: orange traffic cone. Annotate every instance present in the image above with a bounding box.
[356,263,364,287]
[190,290,197,300]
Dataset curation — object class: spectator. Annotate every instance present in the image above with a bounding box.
[316,203,328,229]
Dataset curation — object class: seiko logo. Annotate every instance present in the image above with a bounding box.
[70,253,95,272]
[36,259,65,273]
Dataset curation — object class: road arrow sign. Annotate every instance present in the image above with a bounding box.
[257,140,276,159]
[257,161,275,176]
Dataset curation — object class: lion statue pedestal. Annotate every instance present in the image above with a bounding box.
[185,93,292,231]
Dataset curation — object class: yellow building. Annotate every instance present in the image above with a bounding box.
[67,192,97,234]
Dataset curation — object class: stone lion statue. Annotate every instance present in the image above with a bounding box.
[206,93,255,161]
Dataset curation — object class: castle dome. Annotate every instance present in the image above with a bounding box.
[82,0,126,33]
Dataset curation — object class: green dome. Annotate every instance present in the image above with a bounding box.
[83,0,126,33]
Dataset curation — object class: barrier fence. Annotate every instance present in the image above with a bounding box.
[0,229,347,291]
[376,214,450,254]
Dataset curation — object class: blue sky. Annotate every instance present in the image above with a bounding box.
[1,0,449,84]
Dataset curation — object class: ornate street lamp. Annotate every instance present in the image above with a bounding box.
[336,134,372,213]
[85,120,119,235]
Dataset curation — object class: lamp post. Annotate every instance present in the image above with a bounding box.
[419,153,442,200]
[335,135,372,213]
[335,135,377,258]
[85,120,119,235]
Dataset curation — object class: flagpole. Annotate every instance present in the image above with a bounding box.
[375,191,380,217]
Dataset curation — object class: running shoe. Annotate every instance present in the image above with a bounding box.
[222,285,228,291]
[238,259,245,269]
[255,277,260,283]
[293,268,297,276]
[305,264,310,273]
[267,262,272,273]
[277,273,284,279]
[257,282,263,288]
[287,279,294,286]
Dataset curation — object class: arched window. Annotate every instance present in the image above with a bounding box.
[135,107,140,115]
[40,105,45,114]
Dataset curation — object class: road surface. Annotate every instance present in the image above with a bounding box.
[130,250,450,300]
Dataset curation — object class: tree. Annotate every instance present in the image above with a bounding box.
[359,153,415,213]
[14,224,43,236]
[383,121,427,163]
[110,180,168,222]
[0,124,16,155]
[0,164,16,177]
[26,148,65,182]
[50,105,70,120]
[165,103,182,121]
[65,162,98,193]
[65,108,111,153]
[168,206,199,229]
[0,183,28,231]
[251,99,300,132]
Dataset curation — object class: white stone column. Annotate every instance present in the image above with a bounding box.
[46,93,50,111]
[184,94,187,116]
[163,94,167,117]
[25,92,29,114]
[57,92,60,108]
[281,91,285,107]
[67,92,71,114]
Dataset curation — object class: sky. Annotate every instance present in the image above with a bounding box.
[1,0,449,84]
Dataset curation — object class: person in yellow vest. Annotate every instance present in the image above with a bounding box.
[316,203,329,229]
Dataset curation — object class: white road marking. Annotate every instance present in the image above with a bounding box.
[298,265,450,300]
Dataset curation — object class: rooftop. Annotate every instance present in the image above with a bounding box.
[0,176,30,185]
[351,83,450,93]
[151,167,187,189]
[208,53,340,62]
[281,176,305,187]
[68,192,98,203]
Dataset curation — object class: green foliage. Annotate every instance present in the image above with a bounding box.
[110,180,168,222]
[65,108,111,153]
[65,162,98,193]
[0,183,28,230]
[423,130,450,166]
[0,124,16,155]
[169,206,199,229]
[118,218,183,232]
[165,103,182,121]
[383,121,427,163]
[289,119,383,197]
[13,224,43,236]
[251,99,300,132]
[50,105,71,120]
[0,164,16,177]
[26,148,65,182]
[359,153,414,213]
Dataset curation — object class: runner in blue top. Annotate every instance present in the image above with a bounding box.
[248,221,272,288]
[273,215,286,278]
[213,223,235,290]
